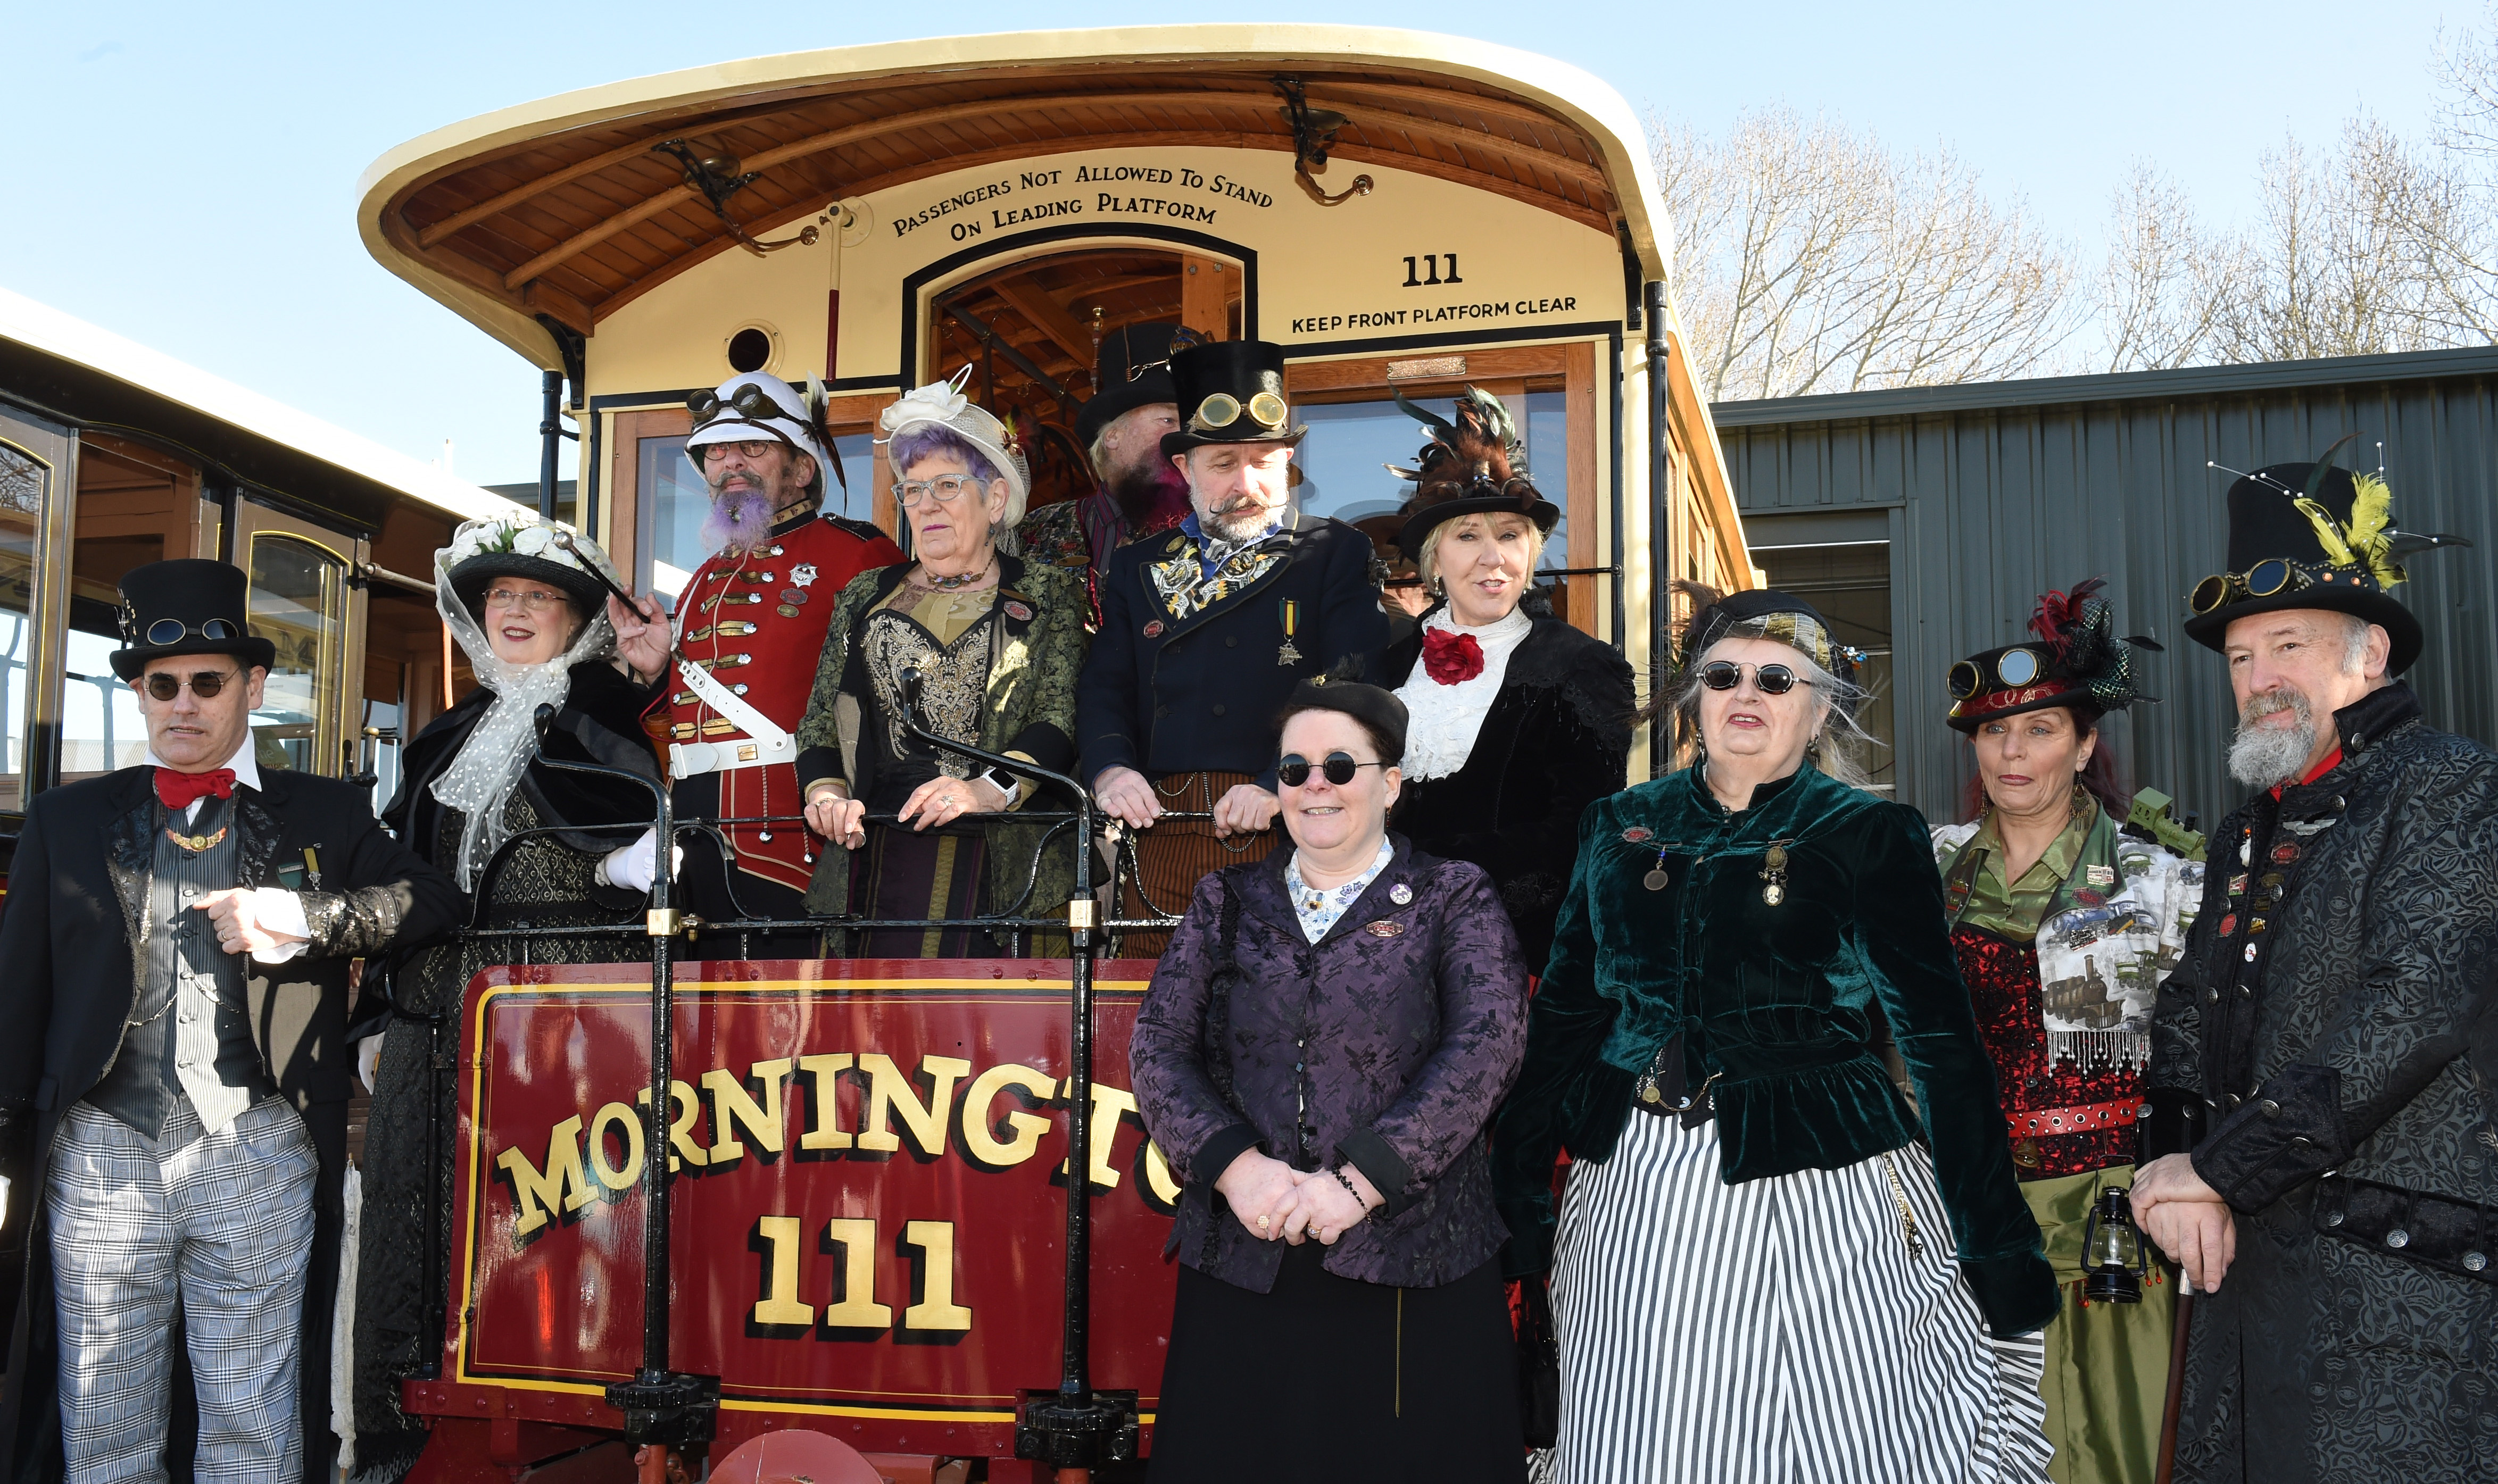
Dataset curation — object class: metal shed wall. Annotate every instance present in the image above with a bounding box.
[1713,347,2498,826]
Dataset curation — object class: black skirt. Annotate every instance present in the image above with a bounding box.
[1149,1243,1526,1483]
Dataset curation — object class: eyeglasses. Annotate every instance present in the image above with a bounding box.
[484,587,569,613]
[1190,390,1289,432]
[892,474,986,508]
[1276,751,1387,788]
[2188,558,2361,615]
[1948,646,2045,700]
[126,616,240,646]
[136,669,242,702]
[1699,660,1811,696]
[699,440,783,462]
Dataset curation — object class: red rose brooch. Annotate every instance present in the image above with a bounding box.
[1422,628,1485,685]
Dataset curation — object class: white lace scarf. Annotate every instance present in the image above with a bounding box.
[1394,606,1533,781]
[429,564,617,893]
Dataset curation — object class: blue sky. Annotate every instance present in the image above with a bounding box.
[3,1,2476,486]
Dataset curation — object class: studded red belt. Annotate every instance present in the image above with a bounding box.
[2006,1098,2150,1137]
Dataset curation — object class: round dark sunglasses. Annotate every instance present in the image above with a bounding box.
[1276,751,1387,788]
[1699,660,1810,696]
[137,668,242,702]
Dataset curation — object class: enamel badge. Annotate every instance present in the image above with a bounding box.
[1389,883,1413,904]
[1365,920,1403,937]
[1144,620,1166,638]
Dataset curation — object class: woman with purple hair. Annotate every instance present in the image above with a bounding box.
[793,374,1088,955]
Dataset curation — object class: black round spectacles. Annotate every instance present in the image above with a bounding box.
[1699,660,1810,696]
[137,669,241,702]
[1276,751,1385,788]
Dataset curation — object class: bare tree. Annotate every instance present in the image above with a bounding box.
[2097,165,2239,372]
[1651,107,2079,402]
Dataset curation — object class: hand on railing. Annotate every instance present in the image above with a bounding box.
[804,783,867,850]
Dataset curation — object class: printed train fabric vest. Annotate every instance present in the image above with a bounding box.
[88,796,276,1139]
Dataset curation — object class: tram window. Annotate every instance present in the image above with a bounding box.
[0,445,44,810]
[246,532,350,773]
[637,430,877,604]
[60,624,148,782]
[1292,391,1569,575]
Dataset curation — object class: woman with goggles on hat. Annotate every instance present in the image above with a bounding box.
[793,372,1087,955]
[352,514,666,1478]
[1492,586,2057,1483]
[1372,386,1636,976]
[1928,579,2200,1484]
[1130,673,1530,1483]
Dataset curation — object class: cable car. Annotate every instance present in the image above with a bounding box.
[353,24,1762,1483]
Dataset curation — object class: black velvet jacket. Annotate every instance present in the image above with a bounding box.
[1491,764,2057,1338]
[1376,602,1635,970]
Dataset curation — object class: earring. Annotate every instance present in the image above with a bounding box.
[1806,736,1823,760]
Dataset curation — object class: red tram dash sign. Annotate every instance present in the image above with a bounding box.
[429,959,1175,1461]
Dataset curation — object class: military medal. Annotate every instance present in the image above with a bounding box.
[1759,842,1791,906]
[792,563,818,589]
[1277,598,1303,665]
[1643,845,1671,891]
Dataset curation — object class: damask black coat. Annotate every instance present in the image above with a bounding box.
[0,766,464,1480]
[2145,682,2498,1483]
[1374,600,1636,971]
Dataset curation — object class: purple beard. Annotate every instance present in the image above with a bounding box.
[1106,458,1190,536]
[701,485,777,554]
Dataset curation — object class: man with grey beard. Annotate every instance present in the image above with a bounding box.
[2134,453,2494,1484]
[1075,339,1388,945]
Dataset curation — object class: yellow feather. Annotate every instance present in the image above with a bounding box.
[2291,495,2357,567]
[2347,473,2405,587]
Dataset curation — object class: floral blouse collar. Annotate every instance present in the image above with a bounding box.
[1283,837,1396,943]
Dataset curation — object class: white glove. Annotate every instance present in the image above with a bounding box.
[596,828,681,895]
[357,1033,384,1094]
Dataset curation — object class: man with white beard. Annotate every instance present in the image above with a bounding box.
[609,371,901,946]
[2132,451,2494,1484]
[1074,339,1388,945]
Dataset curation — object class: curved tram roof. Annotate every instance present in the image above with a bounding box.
[356,25,1672,369]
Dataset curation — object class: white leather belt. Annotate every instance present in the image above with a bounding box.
[667,656,796,780]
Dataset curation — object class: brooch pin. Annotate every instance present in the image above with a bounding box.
[1758,841,1792,906]
[1389,882,1412,905]
[791,563,818,588]
[165,826,229,854]
[2085,864,2117,887]
[1365,920,1402,937]
[2074,887,2107,908]
[2269,842,2301,866]
[1005,599,1034,622]
[1620,826,1653,844]
[1144,620,1166,638]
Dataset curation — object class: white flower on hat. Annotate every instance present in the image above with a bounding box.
[880,370,972,435]
[512,525,555,556]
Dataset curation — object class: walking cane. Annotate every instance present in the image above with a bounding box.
[2155,1275,2193,1484]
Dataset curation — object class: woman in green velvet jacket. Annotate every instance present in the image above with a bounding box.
[1492,587,2057,1484]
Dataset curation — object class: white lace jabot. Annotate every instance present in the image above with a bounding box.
[1395,606,1533,781]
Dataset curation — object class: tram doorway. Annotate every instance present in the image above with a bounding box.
[926,246,1242,514]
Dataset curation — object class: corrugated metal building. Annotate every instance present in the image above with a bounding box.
[1712,347,2498,829]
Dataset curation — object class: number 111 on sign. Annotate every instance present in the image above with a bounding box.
[1402,254,1464,287]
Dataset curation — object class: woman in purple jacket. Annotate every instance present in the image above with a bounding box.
[1131,676,1532,1482]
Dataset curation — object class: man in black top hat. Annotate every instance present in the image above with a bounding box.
[2132,452,2496,1481]
[1018,321,1199,620]
[1074,339,1390,938]
[0,560,461,1481]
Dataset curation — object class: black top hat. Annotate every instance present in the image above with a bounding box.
[1947,578,2156,733]
[1160,340,1307,459]
[1388,387,1560,561]
[2181,448,2469,675]
[1680,587,1860,690]
[1075,322,1200,450]
[112,559,278,681]
[1282,671,1410,760]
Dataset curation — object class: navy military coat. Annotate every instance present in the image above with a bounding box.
[1075,508,1389,785]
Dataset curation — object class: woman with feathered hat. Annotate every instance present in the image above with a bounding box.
[1930,580,2202,1484]
[349,514,665,1480]
[794,372,1087,954]
[1493,587,2056,1483]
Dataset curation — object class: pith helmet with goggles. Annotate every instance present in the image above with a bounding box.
[683,371,844,497]
[1160,340,1308,460]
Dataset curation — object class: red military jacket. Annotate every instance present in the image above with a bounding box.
[649,512,903,891]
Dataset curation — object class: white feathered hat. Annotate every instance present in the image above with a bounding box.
[877,368,1031,528]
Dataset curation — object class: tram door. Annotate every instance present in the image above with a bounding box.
[232,499,368,779]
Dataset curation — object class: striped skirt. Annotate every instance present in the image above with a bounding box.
[1547,1110,2052,1484]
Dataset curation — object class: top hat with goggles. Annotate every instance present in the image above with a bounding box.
[2181,440,2471,676]
[1160,340,1306,460]
[1075,321,1202,450]
[683,371,845,496]
[1947,578,2156,734]
[112,559,277,682]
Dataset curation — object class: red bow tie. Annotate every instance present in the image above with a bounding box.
[155,767,237,811]
[1421,628,1486,686]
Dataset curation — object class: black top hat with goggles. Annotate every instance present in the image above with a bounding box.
[111,558,277,682]
[1947,578,2156,734]
[1159,340,1306,460]
[2181,439,2471,676]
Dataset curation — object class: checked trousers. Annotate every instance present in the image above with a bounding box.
[46,1098,318,1484]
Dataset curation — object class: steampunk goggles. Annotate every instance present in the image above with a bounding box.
[1948,646,2045,701]
[122,613,241,646]
[1190,390,1289,433]
[2188,558,2370,615]
[686,382,797,428]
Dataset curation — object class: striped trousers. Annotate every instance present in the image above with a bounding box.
[1548,1110,2052,1484]
[47,1098,319,1484]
